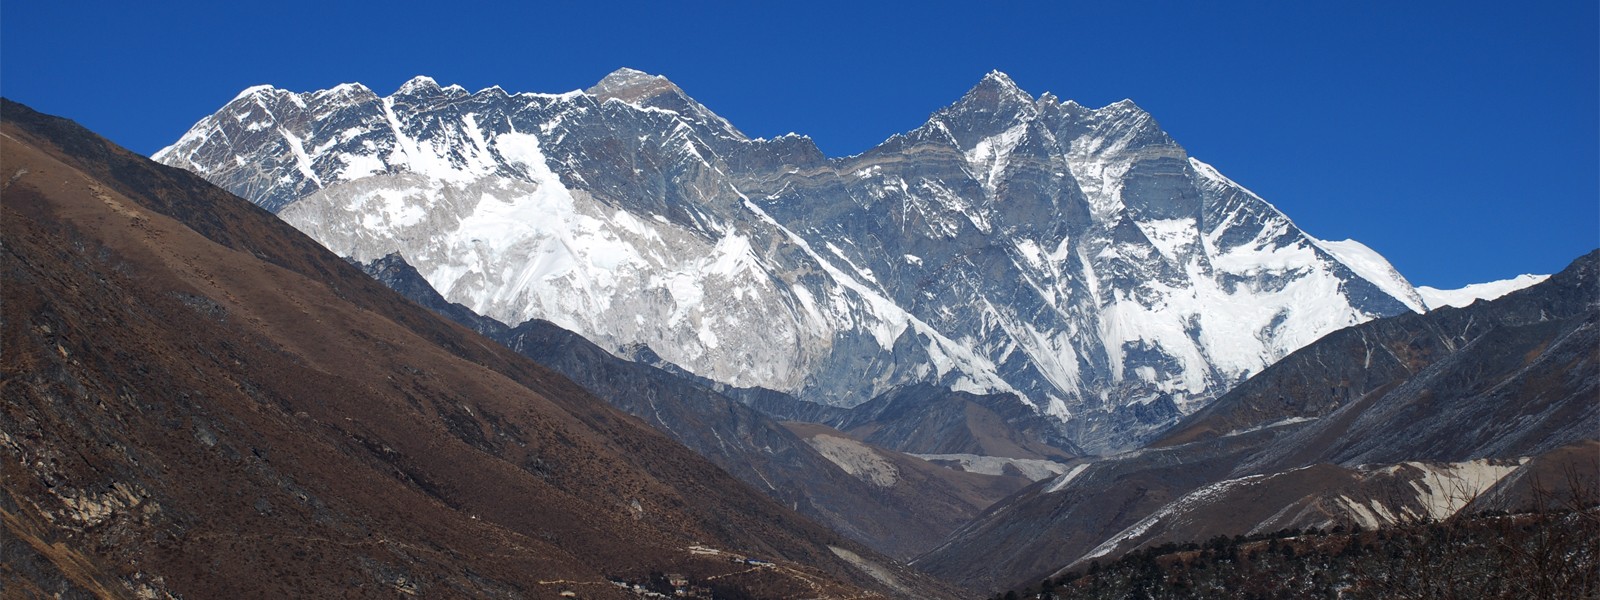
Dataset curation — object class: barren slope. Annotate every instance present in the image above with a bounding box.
[0,99,949,599]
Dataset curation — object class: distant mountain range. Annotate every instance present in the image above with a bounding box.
[151,69,1533,453]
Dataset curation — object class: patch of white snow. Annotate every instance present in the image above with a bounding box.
[1417,274,1549,310]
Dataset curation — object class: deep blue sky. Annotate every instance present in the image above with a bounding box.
[4,0,1595,288]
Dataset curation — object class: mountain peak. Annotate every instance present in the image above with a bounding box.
[942,70,1037,120]
[1101,98,1148,115]
[230,84,279,102]
[600,66,658,82]
[396,75,442,95]
[924,70,1038,150]
[587,67,681,104]
[585,68,744,140]
[310,82,378,104]
[970,70,1031,101]
[324,82,373,95]
[981,69,1020,88]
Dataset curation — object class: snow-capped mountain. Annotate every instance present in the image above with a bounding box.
[155,69,1428,452]
[1417,273,1549,309]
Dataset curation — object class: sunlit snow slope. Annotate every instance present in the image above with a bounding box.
[1418,274,1549,310]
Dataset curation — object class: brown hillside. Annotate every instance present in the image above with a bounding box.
[0,99,948,599]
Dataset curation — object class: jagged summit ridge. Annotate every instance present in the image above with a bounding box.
[156,70,1427,452]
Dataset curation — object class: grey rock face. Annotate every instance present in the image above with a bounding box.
[156,69,1426,452]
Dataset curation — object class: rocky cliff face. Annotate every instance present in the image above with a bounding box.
[156,69,1425,452]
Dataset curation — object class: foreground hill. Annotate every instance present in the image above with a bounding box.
[1012,502,1599,599]
[0,99,949,599]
